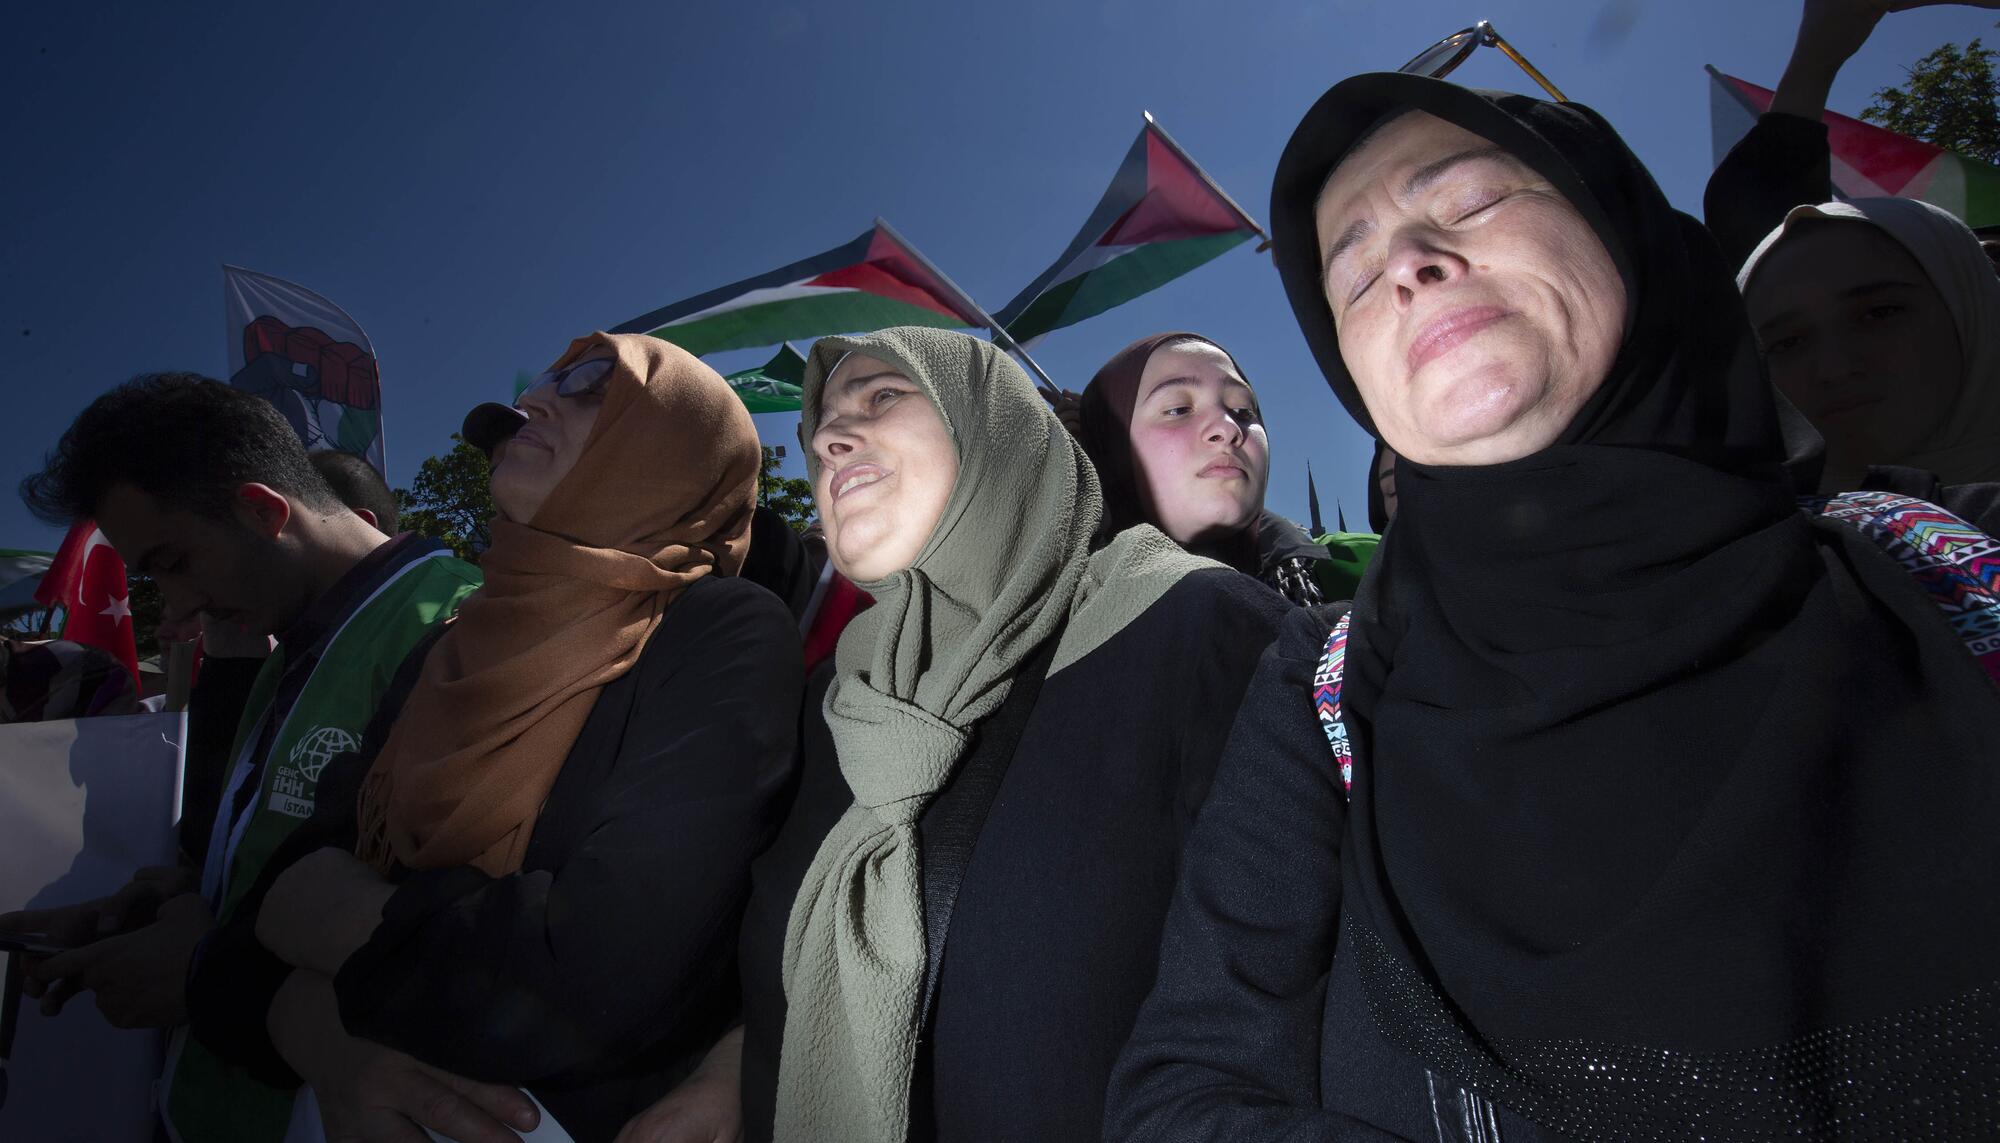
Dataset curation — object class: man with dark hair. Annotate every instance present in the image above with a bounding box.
[4,373,482,1141]
[175,451,397,870]
[307,449,399,534]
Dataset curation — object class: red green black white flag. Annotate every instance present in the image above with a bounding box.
[1707,65,2000,229]
[995,113,1265,343]
[612,220,992,356]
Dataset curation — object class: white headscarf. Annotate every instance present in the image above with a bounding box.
[1739,197,2000,484]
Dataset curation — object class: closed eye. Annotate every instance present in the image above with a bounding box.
[1349,272,1380,307]
[1451,194,1505,224]
[1761,333,1806,356]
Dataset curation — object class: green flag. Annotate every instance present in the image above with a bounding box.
[724,344,808,413]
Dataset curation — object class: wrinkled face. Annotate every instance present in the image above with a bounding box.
[1315,111,1627,466]
[810,353,959,582]
[1375,444,1399,525]
[488,361,609,523]
[94,482,305,637]
[1127,341,1270,545]
[1744,222,1964,484]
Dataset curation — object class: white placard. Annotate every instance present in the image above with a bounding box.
[0,712,185,1143]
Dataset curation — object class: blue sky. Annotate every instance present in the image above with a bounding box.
[4,1,1995,549]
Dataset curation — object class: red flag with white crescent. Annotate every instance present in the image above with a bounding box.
[34,520,141,682]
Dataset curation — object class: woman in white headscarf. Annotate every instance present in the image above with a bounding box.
[1739,197,2000,513]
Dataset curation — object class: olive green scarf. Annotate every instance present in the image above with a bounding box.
[775,327,1212,1141]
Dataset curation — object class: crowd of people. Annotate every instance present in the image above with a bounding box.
[4,1,1999,1140]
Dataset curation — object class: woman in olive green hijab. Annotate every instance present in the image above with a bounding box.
[731,327,1292,1143]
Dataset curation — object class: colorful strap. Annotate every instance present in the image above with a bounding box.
[1803,491,2000,687]
[1315,612,1353,794]
[1314,493,2000,799]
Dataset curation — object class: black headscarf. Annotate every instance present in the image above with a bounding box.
[1365,440,1392,533]
[1080,333,1327,605]
[741,504,817,622]
[1274,74,2000,1139]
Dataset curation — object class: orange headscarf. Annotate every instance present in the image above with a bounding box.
[356,332,761,876]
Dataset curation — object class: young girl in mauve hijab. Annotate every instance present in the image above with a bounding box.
[1079,332,1371,604]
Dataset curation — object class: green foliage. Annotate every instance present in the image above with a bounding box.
[394,435,495,561]
[1863,32,2000,164]
[128,575,163,656]
[759,446,817,533]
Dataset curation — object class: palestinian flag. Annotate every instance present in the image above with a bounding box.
[725,343,808,413]
[612,220,991,356]
[995,113,1264,343]
[1708,65,2000,228]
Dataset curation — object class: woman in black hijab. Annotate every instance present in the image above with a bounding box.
[1109,73,2000,1142]
[1078,332,1350,605]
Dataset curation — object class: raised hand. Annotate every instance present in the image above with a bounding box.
[1775,0,2000,119]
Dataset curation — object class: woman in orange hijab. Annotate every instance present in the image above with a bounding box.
[185,333,803,1143]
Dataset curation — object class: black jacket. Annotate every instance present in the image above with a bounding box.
[738,568,1289,1143]
[1859,464,2000,537]
[189,574,802,1143]
[1106,605,1560,1143]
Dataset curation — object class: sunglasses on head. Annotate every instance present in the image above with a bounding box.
[519,357,616,400]
[1399,20,1568,103]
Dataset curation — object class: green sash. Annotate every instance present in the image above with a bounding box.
[162,546,480,1143]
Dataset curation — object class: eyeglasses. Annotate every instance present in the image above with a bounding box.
[1399,21,1568,103]
[519,357,615,401]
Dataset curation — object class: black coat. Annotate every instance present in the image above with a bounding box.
[738,568,1289,1143]
[1107,606,1560,1143]
[189,574,802,1143]
[1859,464,2000,537]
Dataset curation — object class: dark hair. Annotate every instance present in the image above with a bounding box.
[308,450,399,533]
[21,373,340,525]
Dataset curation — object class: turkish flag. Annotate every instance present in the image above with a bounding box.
[35,520,141,682]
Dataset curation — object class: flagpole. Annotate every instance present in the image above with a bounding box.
[1143,111,1270,242]
[874,217,1064,400]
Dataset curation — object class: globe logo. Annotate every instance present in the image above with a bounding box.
[289,725,360,783]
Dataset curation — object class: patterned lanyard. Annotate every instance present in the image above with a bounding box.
[1803,491,2000,686]
[1315,612,1354,793]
